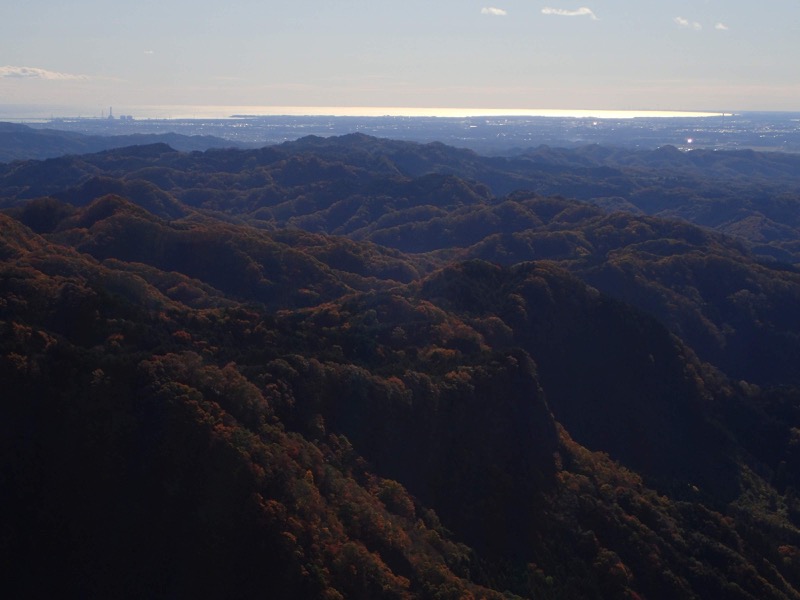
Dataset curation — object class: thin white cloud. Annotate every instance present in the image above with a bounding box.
[144,50,155,55]
[541,7,598,20]
[0,65,90,81]
[481,7,507,17]
[715,22,729,31]
[674,17,702,31]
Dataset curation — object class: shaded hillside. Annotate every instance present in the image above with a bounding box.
[442,195,800,387]
[3,198,800,599]
[3,137,800,598]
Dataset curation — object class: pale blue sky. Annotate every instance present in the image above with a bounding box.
[2,1,799,115]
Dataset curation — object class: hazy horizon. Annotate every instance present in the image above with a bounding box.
[2,2,799,114]
[0,103,733,121]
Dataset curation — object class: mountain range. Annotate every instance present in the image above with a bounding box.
[2,134,800,599]
[0,121,245,162]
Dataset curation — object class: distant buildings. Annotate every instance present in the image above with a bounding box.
[106,107,134,121]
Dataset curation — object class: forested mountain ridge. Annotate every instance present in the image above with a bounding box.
[2,133,799,262]
[4,137,799,385]
[2,137,800,598]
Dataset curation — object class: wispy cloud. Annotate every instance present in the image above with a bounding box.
[0,65,90,81]
[674,17,702,31]
[541,7,598,20]
[481,7,507,17]
[144,50,155,55]
[714,22,729,31]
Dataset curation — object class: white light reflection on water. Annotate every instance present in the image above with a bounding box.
[0,104,725,121]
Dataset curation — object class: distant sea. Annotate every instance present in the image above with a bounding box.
[0,104,724,121]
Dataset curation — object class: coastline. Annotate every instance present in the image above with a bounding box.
[0,104,727,121]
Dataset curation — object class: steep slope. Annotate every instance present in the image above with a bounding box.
[2,206,800,599]
[449,194,800,387]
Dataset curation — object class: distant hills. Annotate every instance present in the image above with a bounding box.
[0,121,245,161]
[2,135,800,598]
[4,132,799,261]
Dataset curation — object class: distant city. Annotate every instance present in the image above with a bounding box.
[5,108,800,155]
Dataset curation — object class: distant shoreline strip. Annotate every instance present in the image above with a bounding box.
[0,104,726,121]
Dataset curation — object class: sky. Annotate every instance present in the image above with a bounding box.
[2,1,799,116]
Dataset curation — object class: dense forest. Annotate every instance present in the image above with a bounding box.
[2,134,800,598]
